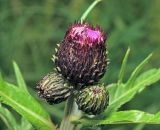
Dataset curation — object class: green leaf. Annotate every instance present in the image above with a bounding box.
[114,53,152,100]
[0,104,18,130]
[114,49,152,99]
[118,47,130,85]
[114,48,130,99]
[19,118,34,130]
[0,75,55,130]
[106,68,160,114]
[73,110,160,126]
[126,53,152,89]
[106,83,117,103]
[134,69,159,92]
[13,61,29,94]
[13,62,34,130]
[105,54,154,115]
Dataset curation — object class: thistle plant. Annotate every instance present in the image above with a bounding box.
[37,1,109,128]
[0,0,160,130]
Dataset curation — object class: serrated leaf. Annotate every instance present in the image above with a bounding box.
[73,110,160,126]
[0,75,55,130]
[0,105,18,130]
[106,68,160,114]
[13,61,29,94]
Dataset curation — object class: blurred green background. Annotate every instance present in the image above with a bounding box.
[0,0,160,130]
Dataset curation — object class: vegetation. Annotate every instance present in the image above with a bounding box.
[0,0,160,130]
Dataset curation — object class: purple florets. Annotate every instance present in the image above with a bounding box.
[65,22,106,46]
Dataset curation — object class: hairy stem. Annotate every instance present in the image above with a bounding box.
[59,94,80,130]
[80,0,102,23]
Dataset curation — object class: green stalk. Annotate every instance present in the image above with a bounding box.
[59,94,80,130]
[80,0,102,23]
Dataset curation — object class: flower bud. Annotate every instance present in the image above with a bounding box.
[36,72,72,104]
[54,22,108,89]
[75,85,109,115]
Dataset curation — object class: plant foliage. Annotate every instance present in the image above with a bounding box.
[72,49,160,126]
[0,63,55,130]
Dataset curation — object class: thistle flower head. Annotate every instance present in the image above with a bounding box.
[55,22,108,89]
[75,85,109,115]
[36,72,72,104]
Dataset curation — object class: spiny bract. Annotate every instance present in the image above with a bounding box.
[75,84,109,115]
[37,72,72,104]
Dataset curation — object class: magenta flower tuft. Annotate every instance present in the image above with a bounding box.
[54,22,108,89]
[65,22,106,46]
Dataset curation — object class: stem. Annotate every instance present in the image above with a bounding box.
[59,94,80,130]
[80,0,102,23]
